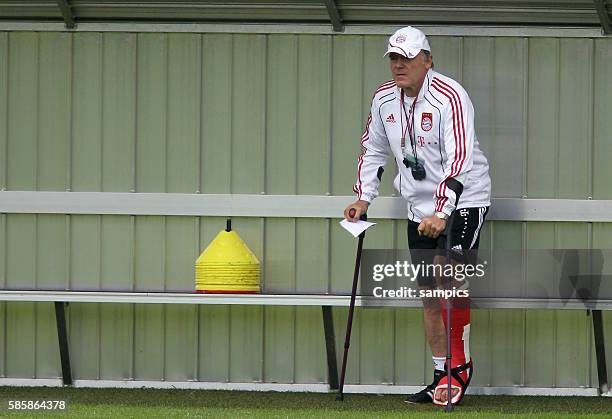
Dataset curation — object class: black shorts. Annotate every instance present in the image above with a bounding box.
[407,207,489,287]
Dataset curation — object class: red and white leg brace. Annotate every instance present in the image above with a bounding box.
[433,295,472,406]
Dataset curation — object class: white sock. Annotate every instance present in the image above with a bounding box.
[433,356,445,371]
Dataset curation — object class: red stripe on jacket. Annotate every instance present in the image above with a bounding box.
[431,77,467,212]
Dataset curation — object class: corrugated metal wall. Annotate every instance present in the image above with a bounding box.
[1,31,612,387]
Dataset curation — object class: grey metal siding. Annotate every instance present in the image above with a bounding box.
[0,31,611,388]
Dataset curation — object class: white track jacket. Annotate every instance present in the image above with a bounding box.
[353,69,491,222]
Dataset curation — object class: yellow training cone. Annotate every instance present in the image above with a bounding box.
[195,219,260,294]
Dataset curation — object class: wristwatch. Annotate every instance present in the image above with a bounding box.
[434,211,449,221]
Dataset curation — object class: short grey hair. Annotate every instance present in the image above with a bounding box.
[422,50,434,68]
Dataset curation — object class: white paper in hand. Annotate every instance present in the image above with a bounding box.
[339,219,376,238]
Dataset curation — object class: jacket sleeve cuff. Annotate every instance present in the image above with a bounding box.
[360,193,375,203]
[440,202,455,217]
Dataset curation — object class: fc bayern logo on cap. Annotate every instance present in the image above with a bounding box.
[395,35,406,43]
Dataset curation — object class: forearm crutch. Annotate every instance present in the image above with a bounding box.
[336,210,367,401]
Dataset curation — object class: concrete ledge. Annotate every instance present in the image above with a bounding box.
[0,378,601,396]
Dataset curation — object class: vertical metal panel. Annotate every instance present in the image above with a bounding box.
[262,223,296,382]
[294,306,326,383]
[69,216,101,379]
[99,214,134,379]
[229,303,264,382]
[5,302,35,377]
[296,35,331,195]
[394,308,427,385]
[231,34,265,194]
[467,38,527,198]
[263,219,296,380]
[527,38,559,199]
[524,223,555,387]
[198,303,230,381]
[489,222,524,386]
[428,36,463,82]
[593,39,612,199]
[134,303,164,380]
[133,215,165,380]
[294,35,331,294]
[555,223,590,387]
[359,221,394,384]
[266,34,297,196]
[164,216,198,379]
[0,32,7,191]
[264,34,297,291]
[330,221,355,293]
[494,38,528,198]
[69,33,104,380]
[5,215,36,377]
[468,221,492,387]
[133,217,166,380]
[99,34,137,383]
[198,217,230,382]
[163,33,201,380]
[592,224,612,388]
[102,33,136,192]
[100,216,133,292]
[264,306,295,382]
[167,34,200,193]
[0,213,7,377]
[558,39,592,199]
[331,36,363,196]
[135,217,165,291]
[72,33,102,191]
[360,308,394,384]
[35,215,66,377]
[228,218,263,382]
[469,308,492,386]
[295,219,328,292]
[133,34,168,380]
[201,34,232,193]
[462,37,495,192]
[329,40,366,298]
[38,33,71,191]
[7,32,38,191]
[136,33,168,192]
[35,33,72,378]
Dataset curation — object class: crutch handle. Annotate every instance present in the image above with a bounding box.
[347,208,368,221]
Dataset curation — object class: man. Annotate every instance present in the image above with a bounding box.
[344,26,491,406]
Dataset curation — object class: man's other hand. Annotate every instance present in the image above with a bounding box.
[418,215,446,238]
[344,200,369,222]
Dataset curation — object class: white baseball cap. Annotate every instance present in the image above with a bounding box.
[384,26,430,58]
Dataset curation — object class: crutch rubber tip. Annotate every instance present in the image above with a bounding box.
[336,394,344,401]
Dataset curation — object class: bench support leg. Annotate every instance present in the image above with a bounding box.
[592,309,609,395]
[322,306,339,390]
[54,302,73,386]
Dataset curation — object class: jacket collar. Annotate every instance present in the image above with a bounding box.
[398,69,434,103]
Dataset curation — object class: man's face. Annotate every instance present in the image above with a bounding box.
[389,51,432,91]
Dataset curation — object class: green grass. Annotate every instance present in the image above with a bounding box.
[0,387,611,418]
